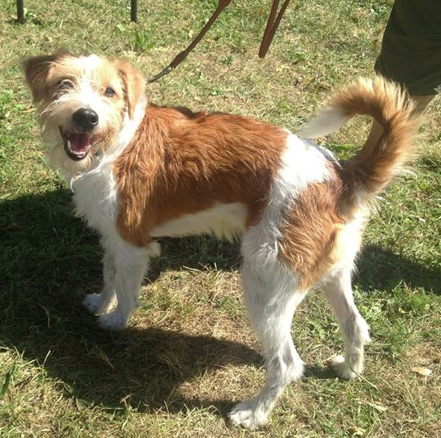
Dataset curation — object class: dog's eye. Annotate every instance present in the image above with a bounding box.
[57,79,74,90]
[104,87,116,97]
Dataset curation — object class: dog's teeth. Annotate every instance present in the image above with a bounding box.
[67,139,72,151]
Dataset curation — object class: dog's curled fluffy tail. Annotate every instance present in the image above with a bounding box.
[300,77,421,212]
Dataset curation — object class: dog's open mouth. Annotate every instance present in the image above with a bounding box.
[61,129,97,161]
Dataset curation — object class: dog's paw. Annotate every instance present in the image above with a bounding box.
[229,400,268,430]
[97,311,128,331]
[83,293,115,315]
[83,293,105,314]
[288,361,305,382]
[328,355,359,380]
[147,241,161,257]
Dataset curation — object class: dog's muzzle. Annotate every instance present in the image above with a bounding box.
[61,108,99,161]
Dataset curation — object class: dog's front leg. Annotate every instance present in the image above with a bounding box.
[83,239,117,315]
[95,237,152,330]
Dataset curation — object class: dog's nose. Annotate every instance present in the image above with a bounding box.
[73,108,99,131]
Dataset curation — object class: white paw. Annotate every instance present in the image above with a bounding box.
[83,293,104,314]
[97,310,128,330]
[328,355,359,380]
[288,362,305,382]
[83,293,115,315]
[229,400,268,430]
[147,241,161,257]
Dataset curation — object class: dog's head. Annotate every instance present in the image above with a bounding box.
[23,51,145,172]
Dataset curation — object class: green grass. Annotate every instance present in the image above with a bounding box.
[1,0,440,436]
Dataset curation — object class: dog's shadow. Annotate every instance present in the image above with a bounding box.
[1,189,439,416]
[0,188,257,416]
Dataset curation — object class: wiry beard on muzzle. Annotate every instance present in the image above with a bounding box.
[38,96,125,176]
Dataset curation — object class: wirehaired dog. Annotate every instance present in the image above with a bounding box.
[23,51,419,429]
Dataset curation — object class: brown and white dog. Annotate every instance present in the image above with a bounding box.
[23,51,419,429]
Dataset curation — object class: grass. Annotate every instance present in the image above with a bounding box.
[0,0,440,436]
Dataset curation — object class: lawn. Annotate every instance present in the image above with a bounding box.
[0,0,440,437]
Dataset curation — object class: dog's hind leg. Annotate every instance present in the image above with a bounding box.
[321,267,371,379]
[229,259,306,429]
[96,237,150,330]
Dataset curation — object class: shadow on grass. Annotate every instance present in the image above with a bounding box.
[356,244,440,295]
[0,189,439,417]
[0,189,256,418]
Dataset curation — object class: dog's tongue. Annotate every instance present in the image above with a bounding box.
[69,133,91,153]
[64,132,92,161]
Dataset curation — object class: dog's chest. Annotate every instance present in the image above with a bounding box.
[71,164,118,235]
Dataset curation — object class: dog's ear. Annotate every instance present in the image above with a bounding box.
[22,50,71,103]
[114,60,145,120]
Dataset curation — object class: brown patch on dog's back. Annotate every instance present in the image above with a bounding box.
[114,105,290,247]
